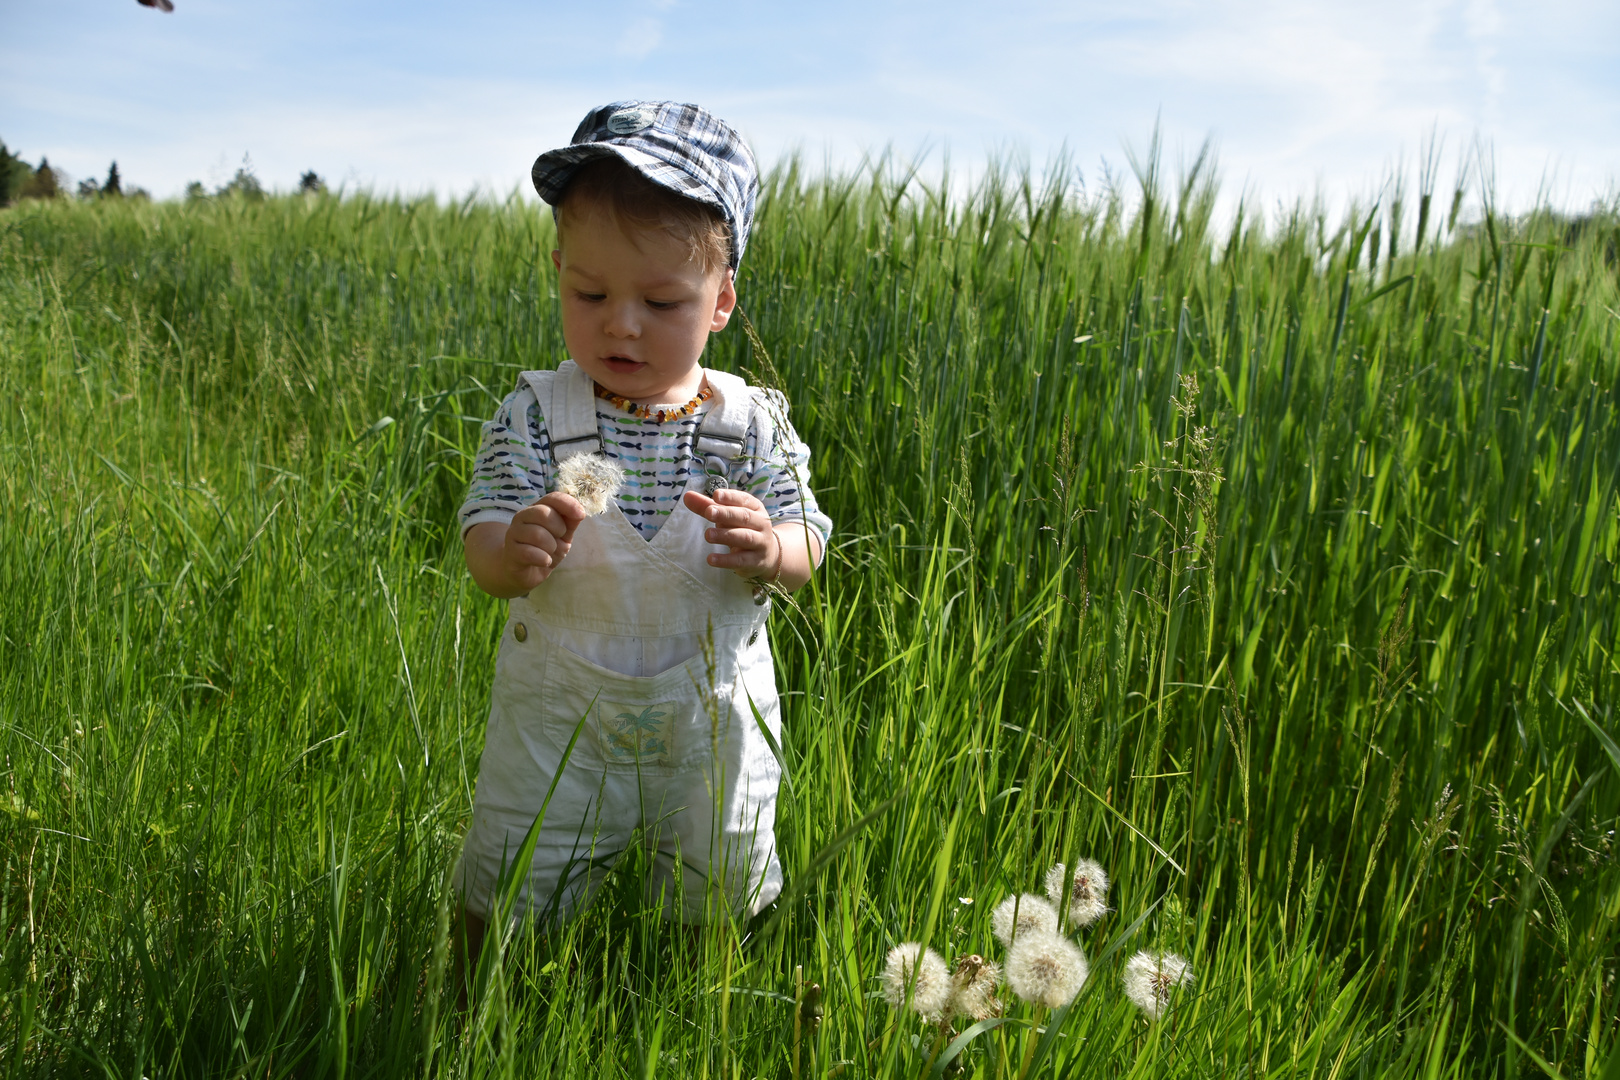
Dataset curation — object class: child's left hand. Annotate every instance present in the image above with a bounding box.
[682,488,781,580]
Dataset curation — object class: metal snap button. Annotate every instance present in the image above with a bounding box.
[513,622,528,642]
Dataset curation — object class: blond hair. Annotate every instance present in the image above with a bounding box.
[556,156,732,275]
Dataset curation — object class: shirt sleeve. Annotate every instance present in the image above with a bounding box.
[459,384,553,536]
[735,389,833,550]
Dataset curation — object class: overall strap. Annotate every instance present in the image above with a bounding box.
[696,368,770,493]
[520,359,601,465]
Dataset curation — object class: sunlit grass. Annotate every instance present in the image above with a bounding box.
[1,161,1617,1078]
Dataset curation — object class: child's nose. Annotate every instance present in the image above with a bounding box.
[603,301,640,339]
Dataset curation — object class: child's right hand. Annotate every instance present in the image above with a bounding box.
[501,492,588,591]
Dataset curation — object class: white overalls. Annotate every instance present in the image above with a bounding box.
[455,361,784,926]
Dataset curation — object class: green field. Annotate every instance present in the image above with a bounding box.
[2,162,1618,1078]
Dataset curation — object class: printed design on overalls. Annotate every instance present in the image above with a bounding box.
[596,701,678,767]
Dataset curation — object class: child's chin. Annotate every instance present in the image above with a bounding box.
[591,364,659,395]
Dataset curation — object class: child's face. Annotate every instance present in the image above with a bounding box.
[552,206,735,403]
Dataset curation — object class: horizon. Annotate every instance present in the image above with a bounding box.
[16,144,1609,250]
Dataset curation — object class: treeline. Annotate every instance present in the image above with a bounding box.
[0,142,74,204]
[0,142,325,206]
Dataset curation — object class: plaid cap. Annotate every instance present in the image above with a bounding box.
[532,101,759,269]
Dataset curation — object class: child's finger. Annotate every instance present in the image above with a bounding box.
[519,537,574,572]
[709,487,766,511]
[512,547,554,574]
[515,501,578,540]
[507,522,561,559]
[685,488,765,518]
[704,503,767,529]
[694,490,767,529]
[537,491,588,528]
[707,548,768,570]
[705,526,770,551]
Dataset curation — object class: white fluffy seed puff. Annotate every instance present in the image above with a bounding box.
[1121,950,1194,1020]
[990,893,1058,947]
[556,453,623,516]
[882,943,951,1020]
[947,954,1003,1021]
[1045,859,1110,928]
[1005,931,1088,1009]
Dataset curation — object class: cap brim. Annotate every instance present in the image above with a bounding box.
[531,143,663,204]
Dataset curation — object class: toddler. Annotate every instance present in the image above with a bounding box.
[454,102,830,941]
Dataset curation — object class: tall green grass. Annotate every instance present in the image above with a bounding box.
[1,159,1617,1078]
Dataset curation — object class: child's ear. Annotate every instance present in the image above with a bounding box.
[709,269,737,333]
[551,249,562,271]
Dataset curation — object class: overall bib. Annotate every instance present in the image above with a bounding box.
[455,362,784,926]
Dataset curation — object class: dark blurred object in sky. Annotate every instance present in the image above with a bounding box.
[136,0,175,11]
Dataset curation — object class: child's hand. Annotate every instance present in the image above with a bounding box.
[503,492,588,589]
[464,492,588,598]
[683,488,782,581]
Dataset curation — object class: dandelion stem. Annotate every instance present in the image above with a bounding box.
[1016,1006,1046,1080]
[925,1020,952,1072]
[792,965,803,1080]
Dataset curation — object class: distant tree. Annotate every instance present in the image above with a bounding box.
[217,155,265,200]
[78,177,100,199]
[299,170,326,194]
[185,180,206,201]
[0,140,31,206]
[18,158,62,200]
[103,161,123,197]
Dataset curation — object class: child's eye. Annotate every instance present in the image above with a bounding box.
[575,291,605,303]
[645,299,678,311]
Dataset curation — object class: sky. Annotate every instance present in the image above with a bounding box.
[2,0,1617,219]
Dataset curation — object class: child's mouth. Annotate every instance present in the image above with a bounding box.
[601,355,644,373]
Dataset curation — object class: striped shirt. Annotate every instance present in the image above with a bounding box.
[459,378,832,545]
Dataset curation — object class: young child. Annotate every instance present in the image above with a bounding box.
[454,102,831,941]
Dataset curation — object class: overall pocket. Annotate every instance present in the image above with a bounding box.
[515,619,742,775]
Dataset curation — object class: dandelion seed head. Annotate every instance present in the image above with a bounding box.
[1004,931,1087,1009]
[556,453,623,516]
[947,953,1003,1021]
[1121,950,1193,1020]
[881,942,951,1020]
[1045,859,1110,928]
[990,893,1058,947]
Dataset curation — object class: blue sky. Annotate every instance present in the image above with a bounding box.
[3,0,1616,216]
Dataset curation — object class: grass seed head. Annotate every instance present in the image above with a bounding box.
[947,953,1003,1021]
[1121,950,1193,1020]
[556,453,623,516]
[1045,859,1110,928]
[1005,931,1087,1009]
[990,893,1058,947]
[882,942,951,1020]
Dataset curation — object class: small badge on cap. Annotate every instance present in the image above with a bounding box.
[606,106,657,135]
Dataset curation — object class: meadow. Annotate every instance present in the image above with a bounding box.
[1,156,1618,1079]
